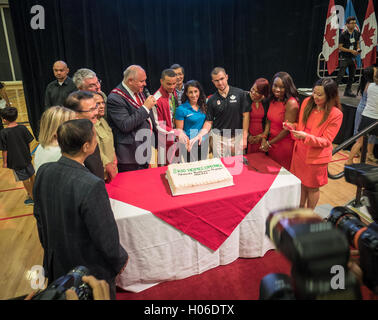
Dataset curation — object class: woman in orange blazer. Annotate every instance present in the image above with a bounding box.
[284,78,343,209]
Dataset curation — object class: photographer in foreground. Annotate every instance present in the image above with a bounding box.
[33,119,128,300]
[25,274,110,300]
[65,276,110,300]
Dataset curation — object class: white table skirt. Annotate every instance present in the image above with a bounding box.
[111,167,301,292]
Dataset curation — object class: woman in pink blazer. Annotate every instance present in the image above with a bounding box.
[284,78,343,209]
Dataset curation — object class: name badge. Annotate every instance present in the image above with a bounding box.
[350,38,355,43]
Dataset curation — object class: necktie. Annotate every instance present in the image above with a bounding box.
[135,92,142,106]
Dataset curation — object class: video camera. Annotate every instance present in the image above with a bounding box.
[31,266,93,300]
[260,208,361,299]
[260,164,378,300]
[328,163,378,294]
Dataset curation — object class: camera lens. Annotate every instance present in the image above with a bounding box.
[67,266,93,300]
[68,266,90,277]
[328,207,367,248]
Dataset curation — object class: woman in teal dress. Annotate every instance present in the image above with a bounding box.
[175,80,208,162]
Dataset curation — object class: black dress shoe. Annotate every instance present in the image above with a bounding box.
[344,91,356,97]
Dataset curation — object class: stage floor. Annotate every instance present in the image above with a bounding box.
[338,83,361,108]
[299,83,360,108]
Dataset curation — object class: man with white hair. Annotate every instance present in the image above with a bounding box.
[106,65,157,172]
[73,68,102,93]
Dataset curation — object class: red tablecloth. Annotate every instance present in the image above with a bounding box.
[106,153,281,251]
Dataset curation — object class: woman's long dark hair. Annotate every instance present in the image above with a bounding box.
[358,66,375,95]
[302,78,342,127]
[181,80,207,113]
[270,71,298,104]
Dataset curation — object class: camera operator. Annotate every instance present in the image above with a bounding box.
[24,275,110,300]
[33,119,128,300]
[65,276,110,300]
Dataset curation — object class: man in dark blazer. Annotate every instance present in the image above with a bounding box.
[33,119,128,300]
[106,65,157,172]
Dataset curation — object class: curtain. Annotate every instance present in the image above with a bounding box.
[8,0,375,136]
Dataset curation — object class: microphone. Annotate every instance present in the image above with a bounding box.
[142,87,158,112]
[143,87,159,108]
[143,87,151,98]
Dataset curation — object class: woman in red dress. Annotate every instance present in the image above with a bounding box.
[286,78,343,209]
[261,72,299,170]
[247,78,270,153]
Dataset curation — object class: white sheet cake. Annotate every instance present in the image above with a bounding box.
[166,158,234,196]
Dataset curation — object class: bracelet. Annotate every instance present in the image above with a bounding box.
[260,134,267,139]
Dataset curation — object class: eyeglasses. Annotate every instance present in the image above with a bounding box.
[87,79,102,89]
[77,104,99,113]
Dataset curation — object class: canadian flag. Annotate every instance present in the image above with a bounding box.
[360,0,377,68]
[322,0,339,75]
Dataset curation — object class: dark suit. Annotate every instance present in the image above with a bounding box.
[84,144,104,179]
[106,83,156,171]
[33,156,128,298]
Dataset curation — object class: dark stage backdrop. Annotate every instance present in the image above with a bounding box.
[8,0,377,136]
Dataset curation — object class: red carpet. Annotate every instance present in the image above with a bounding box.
[116,249,377,300]
[116,250,292,300]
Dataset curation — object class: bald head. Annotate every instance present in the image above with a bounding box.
[54,60,67,68]
[123,65,147,94]
[123,65,144,81]
[53,60,69,82]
